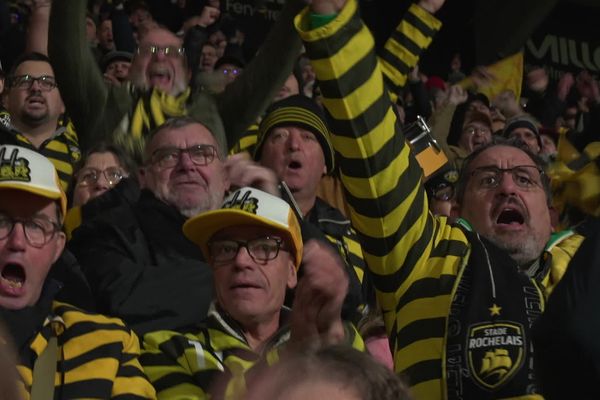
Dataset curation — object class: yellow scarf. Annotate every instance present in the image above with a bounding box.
[116,87,191,163]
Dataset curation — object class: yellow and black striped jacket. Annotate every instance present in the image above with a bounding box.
[16,301,156,399]
[141,303,364,399]
[12,124,81,192]
[228,3,441,156]
[295,2,584,399]
[380,3,442,102]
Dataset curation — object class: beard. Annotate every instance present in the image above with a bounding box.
[485,229,546,267]
[167,187,223,218]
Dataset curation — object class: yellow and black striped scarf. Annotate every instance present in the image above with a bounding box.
[114,88,191,163]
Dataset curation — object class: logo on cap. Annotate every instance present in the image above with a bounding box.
[0,147,31,183]
[222,190,259,214]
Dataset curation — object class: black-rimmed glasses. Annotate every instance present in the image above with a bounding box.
[150,144,218,169]
[469,165,544,191]
[208,237,286,264]
[10,75,57,92]
[0,213,60,248]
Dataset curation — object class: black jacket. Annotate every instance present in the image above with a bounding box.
[68,190,213,336]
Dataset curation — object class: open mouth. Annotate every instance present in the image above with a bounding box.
[148,67,172,87]
[496,208,524,225]
[27,97,45,105]
[288,160,302,170]
[1,264,26,289]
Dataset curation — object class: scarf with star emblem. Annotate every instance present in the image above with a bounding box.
[445,228,546,399]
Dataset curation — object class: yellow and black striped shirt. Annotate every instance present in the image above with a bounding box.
[16,301,156,399]
[142,304,364,399]
[295,2,584,399]
[380,3,442,102]
[12,123,81,192]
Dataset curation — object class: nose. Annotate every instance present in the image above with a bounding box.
[286,131,301,151]
[5,223,27,251]
[175,150,196,170]
[153,49,167,61]
[497,170,519,194]
[233,245,254,268]
[94,173,111,191]
[28,79,42,92]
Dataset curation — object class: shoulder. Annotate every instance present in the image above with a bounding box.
[52,301,137,344]
[53,301,128,328]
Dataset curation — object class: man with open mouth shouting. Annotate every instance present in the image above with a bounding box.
[0,145,155,399]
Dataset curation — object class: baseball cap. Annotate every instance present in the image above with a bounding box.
[183,187,303,269]
[0,145,67,221]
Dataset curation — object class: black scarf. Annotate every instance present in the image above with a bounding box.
[445,229,546,399]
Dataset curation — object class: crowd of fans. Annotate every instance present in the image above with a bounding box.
[0,0,599,399]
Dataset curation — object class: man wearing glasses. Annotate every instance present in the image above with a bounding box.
[3,52,79,192]
[296,0,585,398]
[141,186,361,399]
[0,144,155,399]
[69,117,278,336]
[48,0,306,163]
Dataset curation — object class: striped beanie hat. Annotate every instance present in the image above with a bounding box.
[254,95,335,174]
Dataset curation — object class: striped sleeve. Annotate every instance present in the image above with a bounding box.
[380,3,442,102]
[54,303,156,399]
[295,0,440,335]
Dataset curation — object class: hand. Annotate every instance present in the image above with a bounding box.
[308,0,347,14]
[103,73,123,87]
[183,5,220,31]
[470,66,496,91]
[492,90,522,118]
[526,67,549,93]
[417,0,446,14]
[225,152,280,196]
[290,240,348,346]
[576,70,599,103]
[408,66,420,84]
[27,0,51,11]
[447,84,468,106]
[556,72,574,101]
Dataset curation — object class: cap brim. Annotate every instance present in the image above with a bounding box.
[0,183,67,221]
[183,208,295,262]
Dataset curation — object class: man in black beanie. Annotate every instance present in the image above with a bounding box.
[503,114,543,154]
[254,94,374,322]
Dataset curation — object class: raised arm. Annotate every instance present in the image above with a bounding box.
[25,1,51,54]
[48,0,115,150]
[216,0,305,149]
[379,0,444,103]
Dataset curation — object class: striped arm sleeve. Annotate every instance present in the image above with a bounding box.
[113,330,157,399]
[141,331,222,400]
[380,3,443,102]
[295,0,436,318]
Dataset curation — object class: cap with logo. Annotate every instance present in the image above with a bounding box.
[0,145,67,221]
[254,94,335,174]
[183,187,303,269]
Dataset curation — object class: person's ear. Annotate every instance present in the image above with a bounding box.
[287,259,298,290]
[51,231,66,264]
